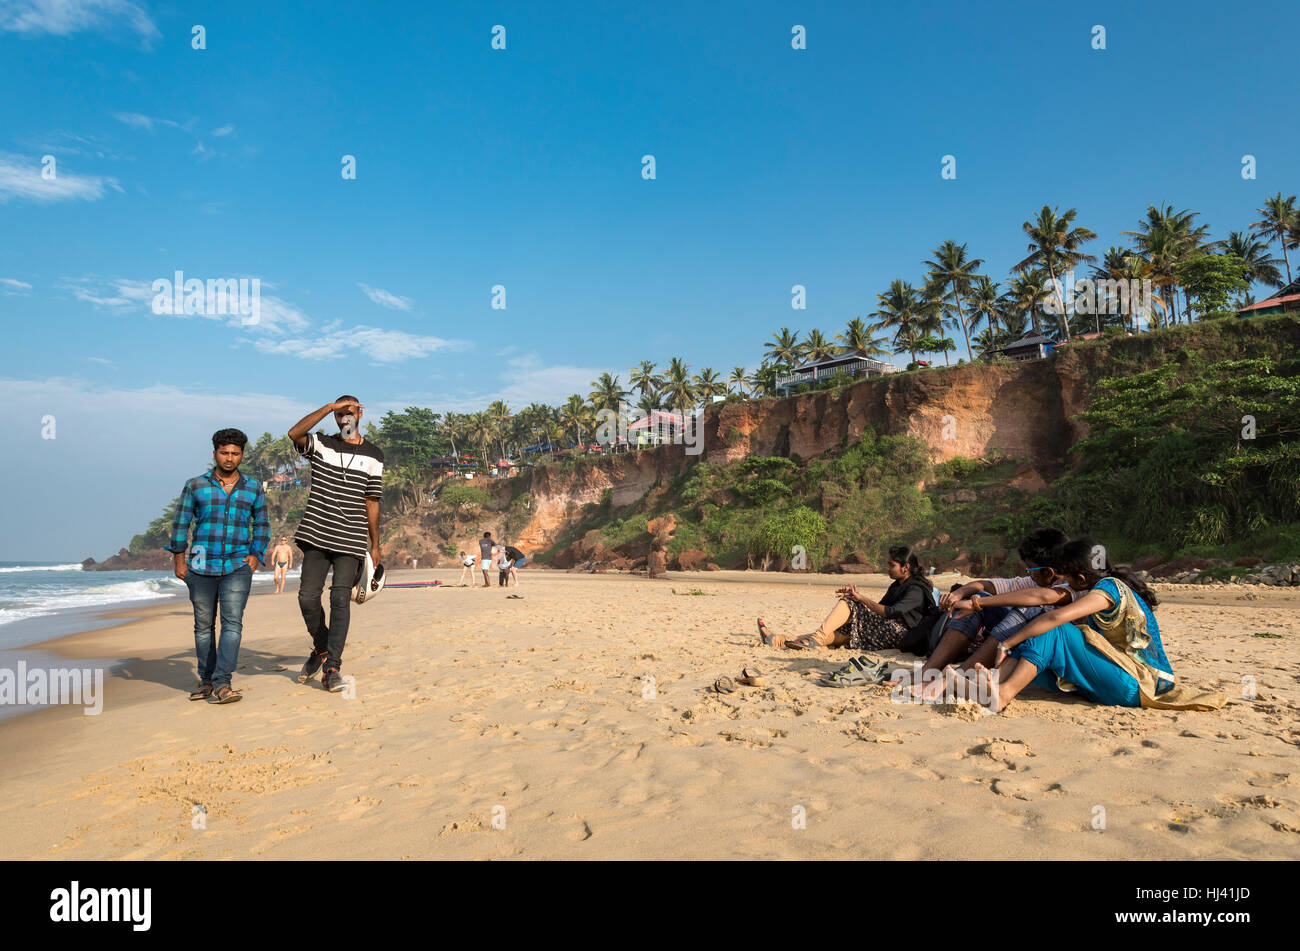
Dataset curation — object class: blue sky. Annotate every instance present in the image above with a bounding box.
[1,0,1297,561]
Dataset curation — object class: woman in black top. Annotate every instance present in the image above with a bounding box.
[759,546,935,652]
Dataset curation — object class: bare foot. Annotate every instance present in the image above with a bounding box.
[973,663,1003,712]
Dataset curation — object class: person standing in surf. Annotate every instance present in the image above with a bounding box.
[287,396,385,693]
[165,428,270,705]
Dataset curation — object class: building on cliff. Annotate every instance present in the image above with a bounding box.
[1237,279,1300,317]
[990,332,1058,362]
[774,351,897,395]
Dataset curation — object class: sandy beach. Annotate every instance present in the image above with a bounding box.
[1,569,1297,860]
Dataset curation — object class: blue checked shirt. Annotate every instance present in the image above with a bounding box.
[165,470,270,576]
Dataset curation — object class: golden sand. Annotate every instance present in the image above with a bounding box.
[1,570,1297,859]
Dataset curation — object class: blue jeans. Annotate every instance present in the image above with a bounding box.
[185,563,252,689]
[946,593,1049,643]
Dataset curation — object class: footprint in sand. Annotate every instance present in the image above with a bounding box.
[961,738,1034,771]
[1244,771,1292,788]
[338,796,381,820]
[990,778,1064,801]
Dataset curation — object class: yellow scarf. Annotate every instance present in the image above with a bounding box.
[1059,578,1226,711]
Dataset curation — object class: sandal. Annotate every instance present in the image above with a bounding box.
[208,685,242,704]
[785,634,826,650]
[736,667,767,687]
[189,682,213,701]
[820,655,888,688]
[756,619,776,646]
[712,676,738,695]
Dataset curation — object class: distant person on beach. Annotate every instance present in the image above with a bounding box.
[502,544,527,587]
[494,545,510,586]
[269,536,294,594]
[456,550,476,586]
[955,537,1226,712]
[758,546,935,651]
[478,531,495,588]
[165,428,269,705]
[287,396,385,693]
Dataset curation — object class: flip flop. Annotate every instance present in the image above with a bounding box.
[712,676,738,695]
[208,685,242,704]
[756,619,776,646]
[736,667,767,686]
[189,683,213,701]
[506,594,523,599]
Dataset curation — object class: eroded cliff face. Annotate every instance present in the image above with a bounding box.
[706,358,1085,477]
[502,449,692,553]
[500,356,1092,555]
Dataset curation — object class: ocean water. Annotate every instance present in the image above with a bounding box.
[0,561,297,650]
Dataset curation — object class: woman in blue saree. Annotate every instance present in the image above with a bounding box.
[975,538,1225,712]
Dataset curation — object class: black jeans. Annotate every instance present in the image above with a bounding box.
[297,543,362,670]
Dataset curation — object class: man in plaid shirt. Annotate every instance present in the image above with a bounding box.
[165,428,270,704]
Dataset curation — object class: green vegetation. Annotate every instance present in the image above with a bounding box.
[439,484,489,512]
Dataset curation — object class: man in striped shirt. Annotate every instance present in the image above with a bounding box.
[165,428,270,704]
[288,396,385,693]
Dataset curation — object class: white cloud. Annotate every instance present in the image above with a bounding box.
[398,354,613,413]
[0,278,33,294]
[113,112,178,132]
[250,326,465,363]
[212,124,235,137]
[64,276,311,335]
[0,0,160,42]
[0,152,120,203]
[358,283,413,311]
[87,356,113,365]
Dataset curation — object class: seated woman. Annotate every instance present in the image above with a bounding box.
[967,537,1226,712]
[758,546,935,652]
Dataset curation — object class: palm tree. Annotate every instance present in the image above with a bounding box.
[1250,192,1298,286]
[1015,205,1097,339]
[871,280,939,366]
[924,240,985,361]
[694,367,726,405]
[629,360,662,399]
[661,357,696,412]
[588,372,627,413]
[727,366,750,397]
[441,412,464,463]
[560,395,589,448]
[1124,204,1209,325]
[635,390,662,418]
[465,412,491,467]
[835,317,891,358]
[1223,231,1283,290]
[1005,269,1050,336]
[967,276,1002,342]
[485,400,511,461]
[801,329,835,362]
[762,328,802,367]
[750,365,780,398]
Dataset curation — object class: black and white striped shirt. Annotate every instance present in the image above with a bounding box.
[294,432,384,559]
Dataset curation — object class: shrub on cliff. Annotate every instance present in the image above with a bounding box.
[439,484,489,514]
